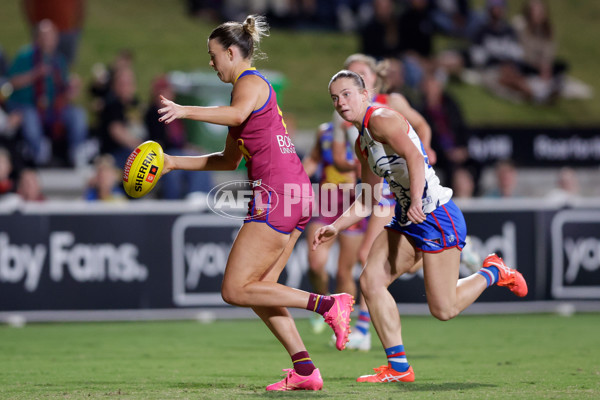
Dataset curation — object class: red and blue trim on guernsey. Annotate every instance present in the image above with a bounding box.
[359,106,464,253]
[356,105,410,151]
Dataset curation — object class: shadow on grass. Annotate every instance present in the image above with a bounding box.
[167,379,496,397]
[325,379,496,392]
[242,383,496,398]
[386,382,496,392]
[168,382,255,390]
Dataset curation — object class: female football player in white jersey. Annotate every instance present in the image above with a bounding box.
[329,54,433,350]
[314,70,528,383]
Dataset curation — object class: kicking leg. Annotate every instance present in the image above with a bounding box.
[244,227,323,391]
[422,248,488,321]
[221,222,310,308]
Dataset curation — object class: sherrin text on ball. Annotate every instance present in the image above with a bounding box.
[122,141,164,198]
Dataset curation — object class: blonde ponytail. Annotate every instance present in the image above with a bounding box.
[209,14,270,62]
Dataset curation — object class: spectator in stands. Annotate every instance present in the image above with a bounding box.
[7,20,88,167]
[1,52,25,171]
[335,0,374,32]
[546,167,580,202]
[396,0,435,91]
[84,154,126,201]
[22,0,86,67]
[0,46,8,78]
[468,0,534,102]
[0,103,22,143]
[420,72,476,186]
[379,56,422,112]
[221,0,359,31]
[98,66,145,168]
[485,160,520,198]
[0,148,15,196]
[89,48,135,116]
[1,76,23,149]
[429,0,483,40]
[380,57,405,94]
[1,47,25,173]
[512,0,567,103]
[436,0,535,103]
[360,0,426,91]
[144,75,213,199]
[451,166,476,198]
[359,0,401,60]
[398,0,434,59]
[16,168,45,201]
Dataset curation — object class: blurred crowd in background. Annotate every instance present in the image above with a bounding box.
[0,0,595,204]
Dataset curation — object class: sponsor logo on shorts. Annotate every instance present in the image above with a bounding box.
[423,237,442,246]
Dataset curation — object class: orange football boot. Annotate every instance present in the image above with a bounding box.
[483,253,528,297]
[356,364,415,383]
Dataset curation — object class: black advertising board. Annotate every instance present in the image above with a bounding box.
[549,209,600,299]
[1,202,600,313]
[0,213,176,310]
[468,127,600,167]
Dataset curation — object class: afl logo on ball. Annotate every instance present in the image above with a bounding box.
[146,165,159,183]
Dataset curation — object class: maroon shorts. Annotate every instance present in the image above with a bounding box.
[314,187,367,234]
[245,190,313,234]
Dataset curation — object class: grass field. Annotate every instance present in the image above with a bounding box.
[1,1,599,130]
[1,313,599,399]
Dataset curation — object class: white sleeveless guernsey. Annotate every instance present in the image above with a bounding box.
[358,106,453,226]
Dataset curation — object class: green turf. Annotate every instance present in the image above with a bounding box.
[1,313,599,399]
[1,1,599,131]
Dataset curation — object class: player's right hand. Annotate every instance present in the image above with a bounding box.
[312,224,338,250]
[161,154,174,176]
[158,95,185,124]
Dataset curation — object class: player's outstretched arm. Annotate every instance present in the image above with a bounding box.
[158,76,262,126]
[162,134,243,174]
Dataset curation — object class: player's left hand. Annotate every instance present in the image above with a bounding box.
[425,146,437,165]
[158,95,185,124]
[312,224,339,250]
[407,199,426,224]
